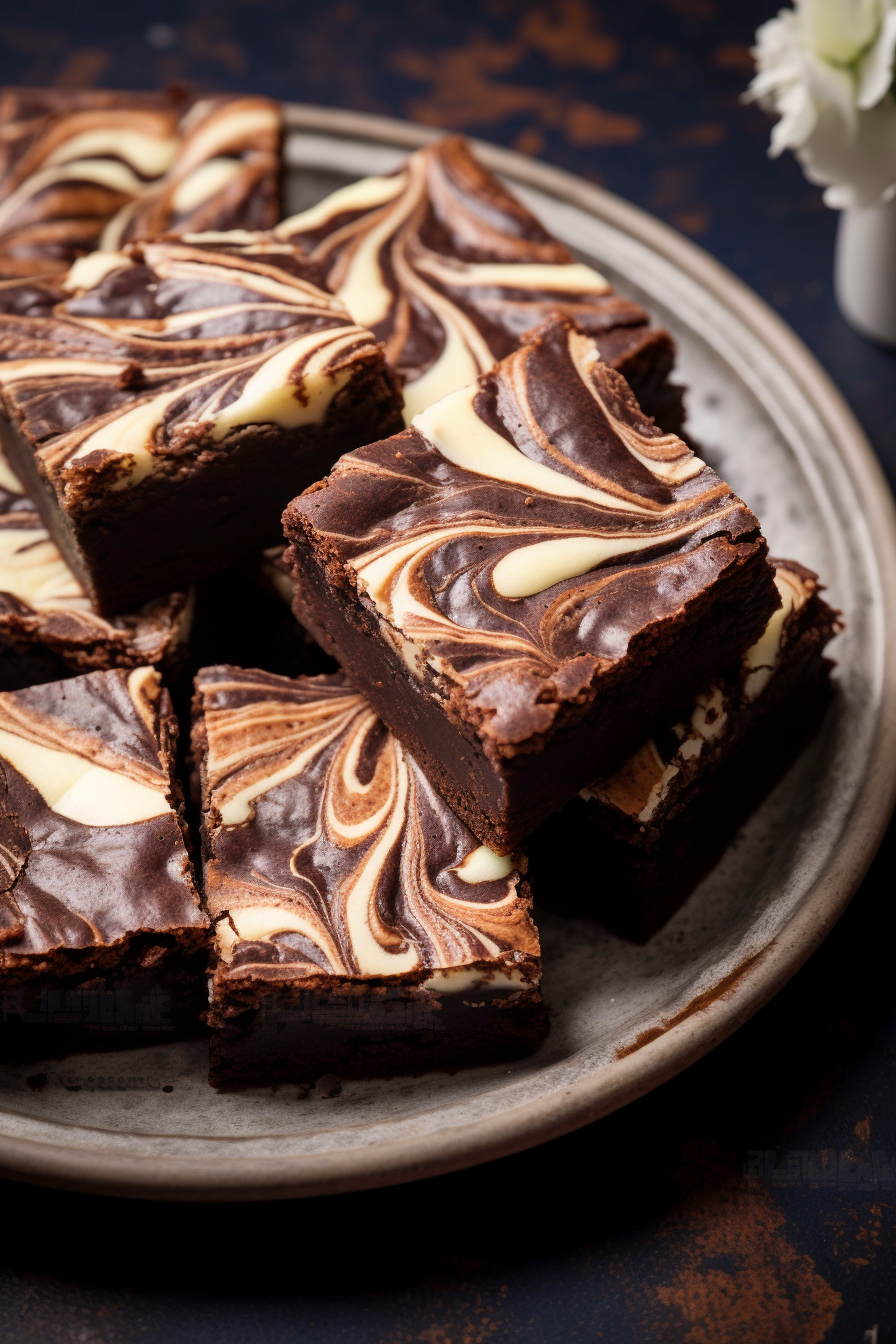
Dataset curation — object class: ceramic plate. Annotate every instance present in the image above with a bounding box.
[0,106,894,1201]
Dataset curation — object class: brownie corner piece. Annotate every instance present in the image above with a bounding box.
[283,314,778,854]
[192,665,546,1089]
[0,664,207,1054]
[0,232,403,615]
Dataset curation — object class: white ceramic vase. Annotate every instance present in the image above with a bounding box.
[835,196,896,346]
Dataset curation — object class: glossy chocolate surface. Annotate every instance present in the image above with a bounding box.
[0,666,203,968]
[278,134,678,421]
[285,316,774,752]
[194,666,540,987]
[0,234,385,485]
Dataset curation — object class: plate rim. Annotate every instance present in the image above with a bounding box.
[2,102,895,1201]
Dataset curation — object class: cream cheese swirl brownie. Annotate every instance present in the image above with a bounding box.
[193,666,545,1087]
[284,315,779,853]
[529,560,840,937]
[0,233,403,614]
[278,134,683,429]
[0,87,282,279]
[0,666,207,1053]
[0,447,191,688]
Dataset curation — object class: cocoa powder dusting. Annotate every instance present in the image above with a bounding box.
[653,1145,842,1344]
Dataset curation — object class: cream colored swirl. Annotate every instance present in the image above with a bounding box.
[0,90,281,277]
[346,320,735,693]
[0,667,171,826]
[101,96,281,250]
[276,136,627,420]
[0,235,382,494]
[197,668,540,980]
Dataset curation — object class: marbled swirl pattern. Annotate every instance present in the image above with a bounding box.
[278,134,669,420]
[0,234,385,498]
[0,667,202,964]
[0,88,281,278]
[285,316,771,746]
[195,667,540,982]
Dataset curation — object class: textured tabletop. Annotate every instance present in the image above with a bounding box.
[0,4,893,1342]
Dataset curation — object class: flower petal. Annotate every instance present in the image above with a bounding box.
[857,7,896,108]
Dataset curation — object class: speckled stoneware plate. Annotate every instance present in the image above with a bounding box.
[0,106,894,1202]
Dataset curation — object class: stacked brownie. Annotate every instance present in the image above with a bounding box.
[283,315,780,853]
[0,96,841,1090]
[527,560,840,936]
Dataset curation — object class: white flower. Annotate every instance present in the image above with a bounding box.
[746,0,896,208]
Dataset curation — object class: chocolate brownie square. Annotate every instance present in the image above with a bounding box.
[0,446,191,690]
[283,315,780,854]
[278,134,684,430]
[0,87,281,278]
[0,666,207,1055]
[529,560,840,937]
[192,666,546,1088]
[0,232,403,615]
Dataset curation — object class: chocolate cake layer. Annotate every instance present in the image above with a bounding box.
[0,666,207,1054]
[529,560,840,938]
[0,87,281,278]
[277,135,684,429]
[283,315,779,854]
[0,233,403,614]
[193,666,546,1088]
[0,446,191,689]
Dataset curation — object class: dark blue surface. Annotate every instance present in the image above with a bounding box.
[0,4,894,1340]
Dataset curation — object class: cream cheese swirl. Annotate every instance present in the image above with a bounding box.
[196,667,540,983]
[277,134,670,421]
[0,234,385,498]
[285,316,773,748]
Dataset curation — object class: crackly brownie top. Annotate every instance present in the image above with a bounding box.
[285,315,771,746]
[195,666,540,986]
[278,134,648,419]
[0,666,203,960]
[0,233,387,502]
[0,446,191,660]
[0,87,281,278]
[587,560,838,824]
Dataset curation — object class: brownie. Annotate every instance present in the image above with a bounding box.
[192,666,546,1089]
[278,134,685,431]
[101,94,282,250]
[529,560,840,938]
[0,446,191,690]
[283,315,780,855]
[0,87,282,278]
[0,666,208,1056]
[0,232,404,615]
